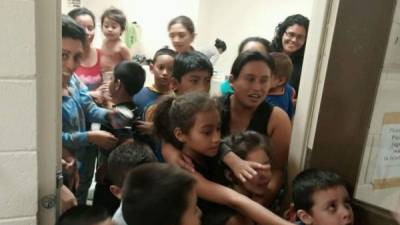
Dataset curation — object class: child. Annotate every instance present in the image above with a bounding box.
[107,142,156,225]
[153,92,293,225]
[133,47,176,119]
[201,131,274,225]
[170,50,213,95]
[267,52,296,119]
[122,163,201,225]
[57,205,112,225]
[292,168,354,225]
[222,131,273,206]
[92,60,146,214]
[100,7,131,73]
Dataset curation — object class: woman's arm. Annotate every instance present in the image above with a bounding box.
[194,171,292,225]
[264,107,291,204]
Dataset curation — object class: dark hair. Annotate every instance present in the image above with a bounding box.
[101,7,127,31]
[152,47,177,63]
[68,7,96,27]
[57,205,109,225]
[238,37,271,55]
[221,131,275,168]
[153,92,219,149]
[292,168,348,212]
[270,52,293,84]
[62,15,86,47]
[107,142,156,187]
[173,51,213,81]
[122,163,196,225]
[215,38,227,52]
[168,15,195,34]
[271,14,309,59]
[230,51,275,79]
[113,61,146,96]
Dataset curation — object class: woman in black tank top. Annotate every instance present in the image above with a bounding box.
[221,51,292,209]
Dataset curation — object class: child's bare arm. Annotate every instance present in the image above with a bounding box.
[194,171,292,225]
[120,45,131,61]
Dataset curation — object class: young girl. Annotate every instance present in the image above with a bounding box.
[153,92,292,225]
[100,7,131,73]
[168,15,196,53]
[68,7,105,105]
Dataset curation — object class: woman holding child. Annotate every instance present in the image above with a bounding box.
[221,51,292,210]
[68,8,105,105]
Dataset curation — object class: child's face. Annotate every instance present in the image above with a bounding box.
[168,23,194,53]
[300,186,353,225]
[75,14,95,44]
[102,17,122,40]
[151,55,175,90]
[230,61,272,109]
[174,70,211,95]
[177,109,220,158]
[242,147,272,195]
[62,38,83,85]
[180,188,202,225]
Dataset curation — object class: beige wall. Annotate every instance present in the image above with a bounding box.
[0,0,38,224]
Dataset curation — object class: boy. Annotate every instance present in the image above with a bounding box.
[107,142,156,225]
[92,60,146,214]
[133,47,176,119]
[171,50,213,95]
[267,52,296,119]
[292,168,354,225]
[100,7,131,73]
[57,205,112,225]
[122,163,201,225]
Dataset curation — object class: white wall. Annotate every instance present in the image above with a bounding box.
[0,0,38,224]
[63,0,313,76]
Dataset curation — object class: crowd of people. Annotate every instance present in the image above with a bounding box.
[59,6,359,225]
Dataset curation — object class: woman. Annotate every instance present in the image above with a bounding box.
[168,15,196,53]
[220,51,292,210]
[220,36,271,96]
[271,14,309,95]
[68,7,105,104]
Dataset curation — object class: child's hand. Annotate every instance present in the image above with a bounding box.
[88,130,118,150]
[90,90,105,105]
[135,120,153,134]
[232,159,270,183]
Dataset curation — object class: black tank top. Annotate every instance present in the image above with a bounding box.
[219,94,273,137]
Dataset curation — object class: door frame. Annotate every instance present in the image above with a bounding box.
[37,0,61,224]
[304,0,397,224]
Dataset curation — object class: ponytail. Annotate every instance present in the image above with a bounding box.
[153,95,182,149]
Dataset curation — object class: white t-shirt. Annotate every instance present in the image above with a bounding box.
[112,204,127,225]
